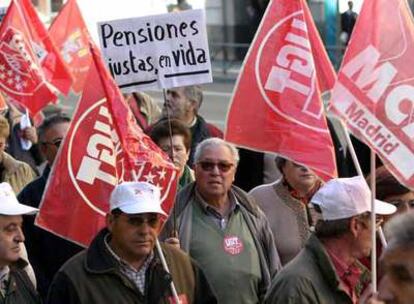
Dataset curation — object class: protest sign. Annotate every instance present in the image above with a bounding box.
[329,0,414,190]
[98,9,212,91]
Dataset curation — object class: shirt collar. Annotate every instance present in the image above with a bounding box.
[195,188,239,215]
[326,248,361,299]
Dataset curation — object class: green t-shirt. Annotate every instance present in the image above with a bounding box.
[190,202,262,304]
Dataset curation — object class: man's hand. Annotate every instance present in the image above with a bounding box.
[21,126,38,144]
[164,230,180,248]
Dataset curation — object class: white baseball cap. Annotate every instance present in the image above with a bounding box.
[109,181,167,216]
[311,176,396,220]
[0,183,38,215]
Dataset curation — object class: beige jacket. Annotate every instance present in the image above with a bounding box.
[1,152,36,194]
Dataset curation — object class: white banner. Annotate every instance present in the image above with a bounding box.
[98,9,212,91]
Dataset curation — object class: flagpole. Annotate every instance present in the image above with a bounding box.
[131,169,181,304]
[339,121,383,293]
[162,89,177,236]
[370,150,377,293]
[339,120,387,245]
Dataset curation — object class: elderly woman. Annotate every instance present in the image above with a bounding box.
[149,119,194,189]
[0,115,36,193]
[249,156,322,265]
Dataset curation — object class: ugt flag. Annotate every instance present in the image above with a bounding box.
[329,0,414,190]
[225,0,337,180]
[0,0,57,115]
[36,43,178,246]
[49,0,92,94]
[19,0,73,95]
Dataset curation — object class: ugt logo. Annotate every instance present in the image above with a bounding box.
[255,11,326,132]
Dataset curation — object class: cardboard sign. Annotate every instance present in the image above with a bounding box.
[98,9,212,91]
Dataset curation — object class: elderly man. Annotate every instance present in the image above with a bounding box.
[18,114,83,301]
[264,176,396,304]
[47,181,216,304]
[163,137,281,303]
[159,85,222,166]
[0,182,40,303]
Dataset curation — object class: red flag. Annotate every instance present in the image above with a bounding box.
[0,1,57,115]
[36,43,178,246]
[329,0,414,189]
[225,0,337,180]
[49,0,92,94]
[16,0,73,95]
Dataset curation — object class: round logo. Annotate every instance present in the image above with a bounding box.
[223,235,244,255]
[255,10,327,132]
[67,99,126,216]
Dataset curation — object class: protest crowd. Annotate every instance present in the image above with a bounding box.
[0,0,412,303]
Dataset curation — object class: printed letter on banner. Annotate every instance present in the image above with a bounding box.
[225,0,337,180]
[330,0,414,189]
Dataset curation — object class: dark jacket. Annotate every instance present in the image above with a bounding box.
[18,166,83,301]
[264,234,369,304]
[188,115,223,167]
[0,259,40,304]
[162,183,282,301]
[47,229,217,304]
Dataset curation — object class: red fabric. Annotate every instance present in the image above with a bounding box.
[225,0,337,181]
[326,249,361,302]
[329,0,414,190]
[49,0,92,94]
[0,1,57,115]
[36,43,178,246]
[206,123,223,138]
[19,0,73,95]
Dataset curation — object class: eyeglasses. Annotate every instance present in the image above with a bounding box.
[197,161,234,173]
[357,216,383,230]
[41,138,63,148]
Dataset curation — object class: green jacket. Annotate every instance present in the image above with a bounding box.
[47,229,217,304]
[264,234,369,304]
[162,183,282,301]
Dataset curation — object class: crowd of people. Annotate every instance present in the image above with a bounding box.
[0,81,411,304]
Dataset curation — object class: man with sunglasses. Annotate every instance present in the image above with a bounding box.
[264,176,397,304]
[47,181,217,304]
[18,114,83,302]
[162,137,281,303]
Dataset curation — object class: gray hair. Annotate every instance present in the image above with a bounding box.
[194,138,239,164]
[385,211,414,249]
[183,85,203,113]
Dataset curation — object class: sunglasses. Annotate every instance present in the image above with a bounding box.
[41,138,63,148]
[197,161,234,173]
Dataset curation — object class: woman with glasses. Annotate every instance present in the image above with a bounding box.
[249,156,322,266]
[0,115,36,194]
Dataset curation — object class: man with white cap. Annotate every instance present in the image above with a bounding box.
[47,181,217,304]
[0,182,40,303]
[264,176,396,304]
